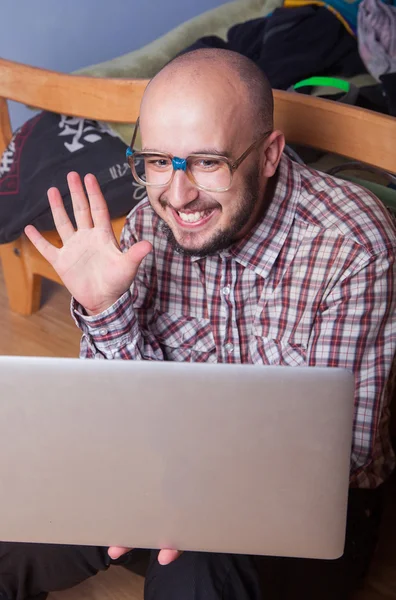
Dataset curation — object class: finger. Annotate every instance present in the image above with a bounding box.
[158,549,183,566]
[84,173,113,230]
[24,225,59,265]
[47,187,75,243]
[67,171,93,229]
[108,546,132,560]
[124,241,152,275]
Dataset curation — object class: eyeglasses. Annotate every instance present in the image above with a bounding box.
[126,118,272,193]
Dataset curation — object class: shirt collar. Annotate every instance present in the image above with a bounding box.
[191,154,301,279]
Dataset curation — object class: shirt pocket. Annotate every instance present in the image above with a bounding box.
[249,324,307,366]
[150,311,217,363]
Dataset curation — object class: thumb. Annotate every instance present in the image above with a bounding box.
[123,240,152,274]
[158,549,183,565]
[108,546,132,560]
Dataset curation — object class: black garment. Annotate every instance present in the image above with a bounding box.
[0,112,146,244]
[183,6,367,90]
[0,487,383,600]
[145,487,383,600]
[316,84,391,114]
[381,72,396,116]
[0,544,110,600]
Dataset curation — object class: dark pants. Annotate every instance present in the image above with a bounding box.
[0,488,383,600]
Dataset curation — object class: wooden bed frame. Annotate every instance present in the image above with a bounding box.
[0,56,396,315]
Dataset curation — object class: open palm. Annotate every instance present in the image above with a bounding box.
[25,172,151,315]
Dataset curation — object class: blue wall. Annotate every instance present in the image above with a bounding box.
[1,0,230,131]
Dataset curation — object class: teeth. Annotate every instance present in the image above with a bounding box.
[178,210,211,223]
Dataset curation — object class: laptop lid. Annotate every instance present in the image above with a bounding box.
[0,356,354,559]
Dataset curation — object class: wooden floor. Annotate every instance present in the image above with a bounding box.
[0,270,80,357]
[50,567,145,600]
[1,268,396,599]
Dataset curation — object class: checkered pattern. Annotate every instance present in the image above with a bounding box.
[74,155,396,489]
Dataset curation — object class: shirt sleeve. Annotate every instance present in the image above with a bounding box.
[307,246,396,487]
[71,216,165,361]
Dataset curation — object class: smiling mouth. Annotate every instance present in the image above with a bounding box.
[168,206,218,228]
[177,209,215,223]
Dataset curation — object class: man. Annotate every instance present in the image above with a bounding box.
[1,49,394,600]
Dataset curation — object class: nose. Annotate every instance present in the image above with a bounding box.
[166,169,199,211]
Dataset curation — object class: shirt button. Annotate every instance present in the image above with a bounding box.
[224,343,234,353]
[222,286,231,296]
[99,328,108,336]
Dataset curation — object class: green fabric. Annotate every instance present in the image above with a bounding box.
[293,76,350,92]
[74,0,283,144]
[297,73,377,100]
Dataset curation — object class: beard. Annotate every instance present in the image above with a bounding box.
[158,164,261,258]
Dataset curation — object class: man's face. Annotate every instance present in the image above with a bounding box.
[152,161,261,257]
[140,91,265,257]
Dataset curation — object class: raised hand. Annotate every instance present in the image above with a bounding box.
[25,172,151,315]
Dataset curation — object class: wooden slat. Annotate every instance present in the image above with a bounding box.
[0,96,12,156]
[1,58,395,174]
[0,240,42,315]
[112,216,126,242]
[274,89,396,174]
[0,58,149,123]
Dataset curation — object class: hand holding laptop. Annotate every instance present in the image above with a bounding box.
[109,546,182,566]
[24,171,151,316]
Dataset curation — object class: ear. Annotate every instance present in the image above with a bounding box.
[260,130,285,178]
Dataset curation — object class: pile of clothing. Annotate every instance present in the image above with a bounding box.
[182,0,396,115]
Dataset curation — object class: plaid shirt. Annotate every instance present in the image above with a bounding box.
[74,155,396,489]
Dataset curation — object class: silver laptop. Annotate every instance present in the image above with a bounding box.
[0,356,354,559]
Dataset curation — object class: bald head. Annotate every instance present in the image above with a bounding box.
[136,49,284,258]
[141,49,274,137]
[167,49,273,129]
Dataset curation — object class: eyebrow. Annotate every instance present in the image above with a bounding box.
[141,147,232,159]
[191,148,232,158]
[141,148,166,153]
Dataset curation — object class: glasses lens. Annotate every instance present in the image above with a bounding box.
[188,156,232,191]
[131,153,173,187]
